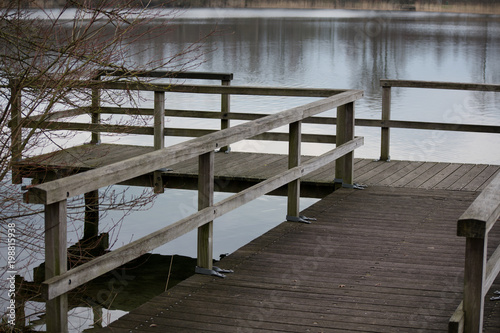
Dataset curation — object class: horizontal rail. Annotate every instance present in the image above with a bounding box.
[20,121,337,143]
[42,137,363,300]
[98,69,234,81]
[26,90,363,205]
[381,79,500,92]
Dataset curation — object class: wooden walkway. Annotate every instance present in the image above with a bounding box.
[91,186,500,332]
[17,143,500,195]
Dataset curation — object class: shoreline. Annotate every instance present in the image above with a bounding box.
[164,0,500,15]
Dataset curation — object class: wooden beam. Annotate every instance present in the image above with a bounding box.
[449,301,464,333]
[153,91,165,193]
[10,80,22,184]
[463,237,487,333]
[197,151,214,269]
[287,121,301,217]
[485,245,500,292]
[41,137,363,300]
[335,102,355,187]
[457,172,500,238]
[44,200,68,332]
[83,190,99,240]
[381,79,500,92]
[220,79,231,152]
[91,78,101,144]
[27,90,363,205]
[380,86,391,161]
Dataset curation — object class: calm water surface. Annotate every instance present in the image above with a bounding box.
[26,9,500,330]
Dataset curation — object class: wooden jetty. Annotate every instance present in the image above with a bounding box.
[8,73,500,333]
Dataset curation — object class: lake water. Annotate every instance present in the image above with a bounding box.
[16,8,500,331]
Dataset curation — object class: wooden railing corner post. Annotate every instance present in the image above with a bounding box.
[197,151,215,270]
[45,200,69,333]
[287,121,302,218]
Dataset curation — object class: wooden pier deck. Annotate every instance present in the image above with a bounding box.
[92,186,500,332]
[17,143,500,196]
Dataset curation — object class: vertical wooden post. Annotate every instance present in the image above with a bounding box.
[83,190,99,241]
[197,151,214,270]
[335,102,355,188]
[45,200,68,333]
[153,91,165,193]
[380,86,391,161]
[219,79,231,152]
[91,75,101,145]
[463,237,487,333]
[287,121,301,217]
[10,79,22,184]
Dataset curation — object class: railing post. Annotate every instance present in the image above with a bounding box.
[287,121,301,217]
[219,79,231,152]
[91,75,101,145]
[197,151,214,270]
[45,200,68,333]
[380,85,391,161]
[463,236,487,333]
[10,79,22,184]
[335,102,355,189]
[153,91,165,193]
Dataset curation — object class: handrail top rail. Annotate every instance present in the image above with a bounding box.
[380,79,500,92]
[97,69,234,81]
[15,80,348,98]
[25,89,363,205]
[457,172,500,238]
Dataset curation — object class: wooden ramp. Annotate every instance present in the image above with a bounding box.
[92,186,500,333]
[16,143,500,195]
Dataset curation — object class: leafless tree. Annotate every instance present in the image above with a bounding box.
[0,0,214,330]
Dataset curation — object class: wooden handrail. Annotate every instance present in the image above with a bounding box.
[41,137,363,301]
[380,79,500,92]
[449,172,500,333]
[25,89,362,205]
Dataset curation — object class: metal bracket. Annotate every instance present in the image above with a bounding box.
[491,290,500,301]
[286,215,316,224]
[156,168,173,172]
[195,266,234,278]
[335,179,368,190]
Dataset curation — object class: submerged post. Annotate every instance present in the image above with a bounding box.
[45,200,68,333]
[197,151,214,270]
[335,102,355,188]
[380,85,391,161]
[287,121,301,217]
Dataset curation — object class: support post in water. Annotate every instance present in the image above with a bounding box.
[45,200,68,333]
[197,151,214,270]
[335,102,355,189]
[83,190,99,240]
[287,120,301,217]
[154,91,165,193]
[380,85,391,161]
